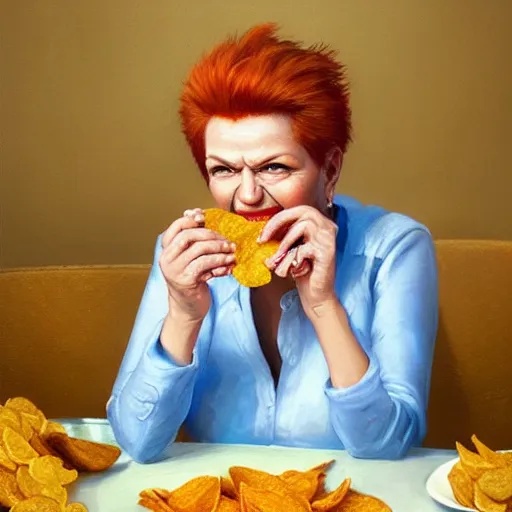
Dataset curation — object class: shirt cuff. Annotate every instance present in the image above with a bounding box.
[143,318,200,374]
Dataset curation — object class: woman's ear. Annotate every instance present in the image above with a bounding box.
[323,146,343,203]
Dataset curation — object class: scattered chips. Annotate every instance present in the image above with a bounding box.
[449,434,512,511]
[139,459,391,512]
[203,208,280,288]
[0,396,120,511]
[45,433,121,472]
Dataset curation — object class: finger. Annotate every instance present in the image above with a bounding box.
[179,239,236,265]
[266,220,310,267]
[290,260,311,279]
[185,252,237,281]
[203,264,234,281]
[290,244,315,278]
[164,234,234,266]
[258,205,319,243]
[162,214,205,248]
[274,247,298,278]
[183,208,205,223]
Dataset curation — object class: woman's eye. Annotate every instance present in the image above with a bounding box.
[261,163,290,173]
[210,166,234,176]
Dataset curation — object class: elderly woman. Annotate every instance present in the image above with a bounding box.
[107,23,438,463]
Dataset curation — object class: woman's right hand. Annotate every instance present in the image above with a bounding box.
[159,207,236,323]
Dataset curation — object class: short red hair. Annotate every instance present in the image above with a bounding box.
[178,23,352,180]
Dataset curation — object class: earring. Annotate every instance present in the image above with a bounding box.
[326,199,334,219]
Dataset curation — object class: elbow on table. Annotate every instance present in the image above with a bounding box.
[106,398,167,464]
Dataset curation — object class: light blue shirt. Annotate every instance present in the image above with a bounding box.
[107,194,439,463]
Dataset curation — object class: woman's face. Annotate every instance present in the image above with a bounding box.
[204,114,340,220]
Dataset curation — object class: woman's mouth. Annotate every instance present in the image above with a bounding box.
[235,206,283,222]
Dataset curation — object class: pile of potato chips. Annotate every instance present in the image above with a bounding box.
[0,396,121,511]
[138,459,392,511]
[449,434,512,512]
[203,208,280,288]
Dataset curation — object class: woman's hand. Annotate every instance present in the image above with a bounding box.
[259,205,338,317]
[159,208,236,322]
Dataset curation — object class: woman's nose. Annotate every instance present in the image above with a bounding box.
[237,169,263,205]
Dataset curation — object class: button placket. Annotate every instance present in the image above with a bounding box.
[231,288,277,442]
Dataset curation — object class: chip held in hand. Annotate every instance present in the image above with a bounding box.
[203,208,280,288]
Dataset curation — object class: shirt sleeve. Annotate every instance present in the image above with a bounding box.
[324,227,439,460]
[106,235,214,463]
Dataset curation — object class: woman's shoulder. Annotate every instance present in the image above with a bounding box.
[334,194,434,261]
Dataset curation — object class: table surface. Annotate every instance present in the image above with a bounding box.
[60,418,461,512]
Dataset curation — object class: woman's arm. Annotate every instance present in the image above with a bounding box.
[106,235,212,463]
[316,229,438,460]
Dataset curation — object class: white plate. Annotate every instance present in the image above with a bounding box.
[426,450,512,511]
[425,456,474,511]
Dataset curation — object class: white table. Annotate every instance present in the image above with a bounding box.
[60,419,459,512]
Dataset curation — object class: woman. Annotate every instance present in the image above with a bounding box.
[107,23,438,463]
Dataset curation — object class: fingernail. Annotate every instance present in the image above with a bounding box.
[194,214,204,222]
[292,260,297,267]
[230,242,236,251]
[184,209,191,216]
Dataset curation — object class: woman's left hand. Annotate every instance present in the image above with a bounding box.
[258,205,338,316]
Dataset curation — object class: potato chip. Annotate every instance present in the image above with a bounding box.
[6,399,47,437]
[279,471,321,502]
[239,482,310,512]
[9,496,62,512]
[229,466,311,510]
[16,465,67,506]
[218,496,241,512]
[457,441,495,480]
[2,427,39,465]
[43,421,67,436]
[138,488,175,512]
[0,442,17,472]
[45,433,120,472]
[16,465,46,497]
[335,489,391,511]
[66,504,88,512]
[474,483,507,512]
[448,461,474,508]
[0,466,24,508]
[165,475,220,512]
[28,455,77,487]
[5,398,40,417]
[0,407,24,438]
[203,208,279,288]
[477,465,512,502]
[221,476,238,499]
[138,497,173,512]
[29,433,61,458]
[472,435,512,468]
[279,461,334,502]
[311,477,351,511]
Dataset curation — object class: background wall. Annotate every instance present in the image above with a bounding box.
[1,0,511,269]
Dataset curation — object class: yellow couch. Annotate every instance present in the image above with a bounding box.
[1,240,511,450]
